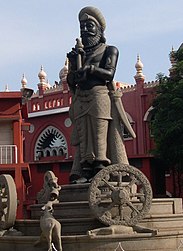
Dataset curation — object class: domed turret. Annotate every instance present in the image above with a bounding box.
[38,65,47,83]
[21,74,27,88]
[59,58,69,84]
[134,55,145,81]
[37,66,49,95]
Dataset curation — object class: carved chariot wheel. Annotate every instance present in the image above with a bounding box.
[88,164,152,226]
[0,174,17,230]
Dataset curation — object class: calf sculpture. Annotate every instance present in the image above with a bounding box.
[35,201,62,251]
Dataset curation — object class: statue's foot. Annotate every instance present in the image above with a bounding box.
[69,174,80,184]
[69,163,94,184]
[71,177,92,184]
[94,163,105,175]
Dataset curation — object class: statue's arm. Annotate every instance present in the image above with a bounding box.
[67,71,76,93]
[89,46,119,82]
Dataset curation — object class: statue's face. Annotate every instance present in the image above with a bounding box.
[80,19,102,48]
[80,20,98,37]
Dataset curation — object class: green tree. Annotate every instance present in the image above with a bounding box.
[151,45,183,196]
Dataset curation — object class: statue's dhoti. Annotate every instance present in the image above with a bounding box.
[69,85,129,177]
[70,86,111,165]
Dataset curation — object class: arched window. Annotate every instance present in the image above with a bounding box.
[48,100,52,108]
[44,101,48,109]
[144,106,154,136]
[33,104,36,111]
[34,126,68,160]
[46,150,50,157]
[143,106,154,122]
[37,103,40,110]
[57,99,60,106]
[52,149,57,156]
[58,148,64,156]
[53,99,56,107]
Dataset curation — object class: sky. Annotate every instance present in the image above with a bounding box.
[0,0,182,91]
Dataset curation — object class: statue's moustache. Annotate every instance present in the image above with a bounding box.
[81,32,95,37]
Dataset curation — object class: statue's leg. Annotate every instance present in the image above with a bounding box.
[47,232,52,251]
[75,116,88,163]
[90,117,111,172]
[70,114,111,182]
[75,115,95,165]
[69,145,82,182]
[54,226,62,251]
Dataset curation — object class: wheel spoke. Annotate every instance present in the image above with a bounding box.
[128,178,137,188]
[96,193,112,204]
[129,192,145,199]
[119,204,124,221]
[1,201,8,209]
[102,178,116,192]
[126,200,140,214]
[106,200,116,210]
[119,172,122,183]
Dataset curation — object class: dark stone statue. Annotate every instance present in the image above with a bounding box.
[67,6,135,183]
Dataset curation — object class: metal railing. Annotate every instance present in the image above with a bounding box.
[0,145,18,164]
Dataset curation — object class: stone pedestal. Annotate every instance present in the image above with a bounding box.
[1,184,183,251]
[27,184,183,235]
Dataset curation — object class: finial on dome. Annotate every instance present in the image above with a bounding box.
[135,54,143,70]
[38,65,47,83]
[65,57,69,67]
[134,54,145,81]
[5,84,9,92]
[21,73,27,88]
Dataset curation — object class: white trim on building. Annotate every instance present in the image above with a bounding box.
[28,107,70,118]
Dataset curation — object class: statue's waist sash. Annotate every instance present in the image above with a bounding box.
[73,86,112,119]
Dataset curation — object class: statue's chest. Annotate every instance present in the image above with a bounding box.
[84,51,106,67]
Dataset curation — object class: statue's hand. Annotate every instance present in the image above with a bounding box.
[67,48,77,69]
[77,47,85,57]
[75,65,90,82]
[67,47,77,58]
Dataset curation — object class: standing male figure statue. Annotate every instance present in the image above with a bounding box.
[67,6,135,183]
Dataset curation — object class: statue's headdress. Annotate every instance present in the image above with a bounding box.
[78,6,106,32]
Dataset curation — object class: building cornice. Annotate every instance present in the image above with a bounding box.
[28,106,69,118]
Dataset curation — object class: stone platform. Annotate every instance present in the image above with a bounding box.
[1,230,183,251]
[16,198,183,236]
[26,184,183,235]
[1,183,183,251]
